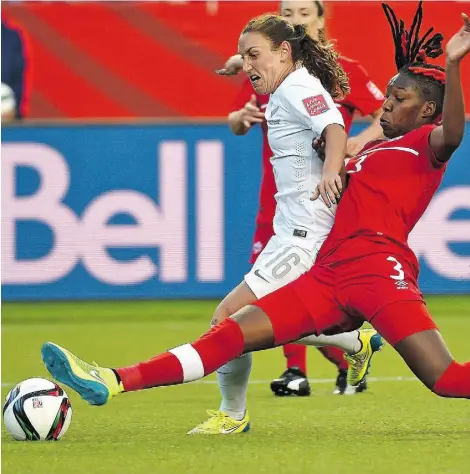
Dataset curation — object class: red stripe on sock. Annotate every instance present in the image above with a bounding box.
[117,351,183,391]
[116,318,245,392]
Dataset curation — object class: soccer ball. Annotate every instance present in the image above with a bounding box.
[1,82,16,116]
[2,378,72,441]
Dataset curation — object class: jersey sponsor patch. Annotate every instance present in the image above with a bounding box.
[302,94,329,116]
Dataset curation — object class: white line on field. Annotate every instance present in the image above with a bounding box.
[1,376,418,389]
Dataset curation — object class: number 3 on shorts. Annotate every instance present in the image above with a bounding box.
[387,256,405,281]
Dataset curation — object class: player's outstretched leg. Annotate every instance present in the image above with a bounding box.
[371,301,470,398]
[396,330,470,398]
[41,307,273,406]
[41,291,317,408]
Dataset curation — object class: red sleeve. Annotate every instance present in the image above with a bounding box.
[232,79,255,111]
[341,59,384,117]
[424,126,447,169]
[411,124,446,169]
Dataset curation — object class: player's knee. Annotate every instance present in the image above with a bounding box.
[210,303,232,327]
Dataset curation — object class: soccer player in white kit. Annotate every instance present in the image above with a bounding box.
[187,14,383,434]
[246,65,341,298]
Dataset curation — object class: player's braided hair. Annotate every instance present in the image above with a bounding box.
[382,1,445,118]
[242,14,349,99]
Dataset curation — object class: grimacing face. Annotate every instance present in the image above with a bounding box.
[280,0,324,40]
[238,31,292,95]
[380,74,437,138]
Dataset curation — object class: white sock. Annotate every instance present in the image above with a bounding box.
[296,331,361,354]
[217,353,252,421]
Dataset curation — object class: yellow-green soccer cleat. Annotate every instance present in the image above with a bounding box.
[345,329,384,388]
[187,410,251,435]
[41,342,123,406]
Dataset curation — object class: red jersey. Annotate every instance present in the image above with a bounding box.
[232,57,384,230]
[317,125,447,271]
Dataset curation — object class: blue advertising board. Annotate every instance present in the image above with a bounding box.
[2,121,469,300]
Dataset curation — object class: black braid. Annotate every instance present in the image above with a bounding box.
[382,1,444,70]
[382,1,446,119]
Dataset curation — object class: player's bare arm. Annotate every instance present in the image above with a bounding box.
[228,94,265,136]
[217,54,243,76]
[312,123,347,207]
[430,13,470,162]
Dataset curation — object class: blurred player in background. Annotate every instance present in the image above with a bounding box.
[218,0,385,396]
[1,19,27,120]
[41,2,470,427]
[42,13,385,435]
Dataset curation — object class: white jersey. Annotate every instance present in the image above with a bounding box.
[266,67,345,252]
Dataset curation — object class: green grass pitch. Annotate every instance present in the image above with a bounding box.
[2,296,470,474]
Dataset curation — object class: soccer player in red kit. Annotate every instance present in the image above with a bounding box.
[221,0,385,395]
[41,3,470,431]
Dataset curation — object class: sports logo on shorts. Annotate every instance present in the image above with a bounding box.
[302,95,330,116]
[395,280,409,290]
[253,269,269,283]
[32,398,43,409]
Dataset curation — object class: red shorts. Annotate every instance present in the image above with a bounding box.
[249,223,274,264]
[254,252,437,346]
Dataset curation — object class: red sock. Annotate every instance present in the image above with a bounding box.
[116,319,245,392]
[317,347,348,371]
[433,360,470,398]
[283,344,307,374]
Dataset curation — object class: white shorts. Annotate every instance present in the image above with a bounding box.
[244,235,317,299]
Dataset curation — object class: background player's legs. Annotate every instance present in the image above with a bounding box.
[271,344,309,397]
[281,345,349,375]
[283,344,307,374]
[316,347,350,394]
[371,301,470,398]
[316,347,348,373]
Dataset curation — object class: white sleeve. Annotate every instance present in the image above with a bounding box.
[283,82,344,136]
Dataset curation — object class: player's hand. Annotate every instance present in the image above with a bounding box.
[239,95,265,129]
[311,172,343,208]
[346,136,367,157]
[312,137,326,161]
[216,54,244,76]
[446,13,470,63]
